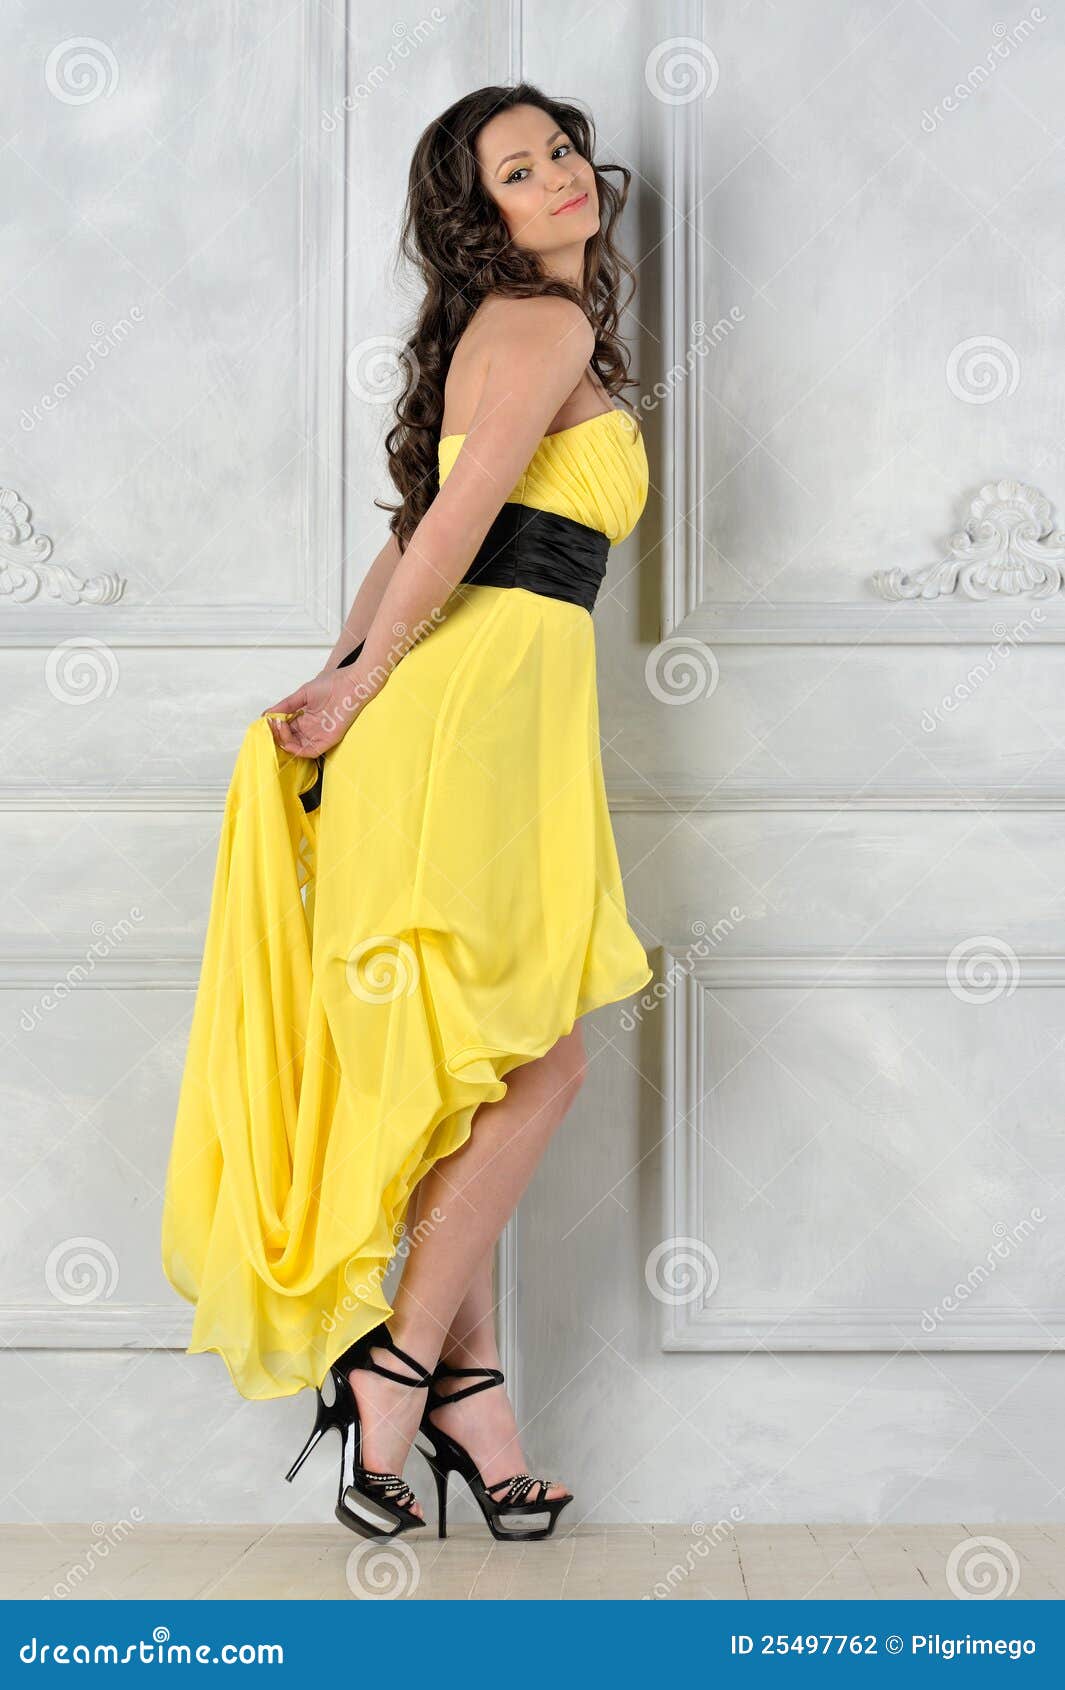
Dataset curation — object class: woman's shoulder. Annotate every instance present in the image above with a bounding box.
[474,293,594,358]
[443,295,595,435]
[453,294,593,369]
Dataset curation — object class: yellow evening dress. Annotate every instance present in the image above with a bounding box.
[160,407,653,1399]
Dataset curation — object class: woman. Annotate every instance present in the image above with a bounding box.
[161,83,651,1544]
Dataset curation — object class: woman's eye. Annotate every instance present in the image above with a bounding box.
[503,143,572,184]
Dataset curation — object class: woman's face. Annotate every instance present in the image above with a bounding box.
[475,103,599,259]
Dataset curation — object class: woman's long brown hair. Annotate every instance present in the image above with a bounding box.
[379,83,637,550]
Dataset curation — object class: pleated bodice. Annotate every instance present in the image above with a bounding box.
[438,407,648,545]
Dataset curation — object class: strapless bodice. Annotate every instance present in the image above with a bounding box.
[437,407,648,545]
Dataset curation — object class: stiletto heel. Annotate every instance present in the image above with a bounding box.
[284,1321,432,1540]
[416,1362,572,1542]
[282,1381,345,1483]
[426,1453,450,1539]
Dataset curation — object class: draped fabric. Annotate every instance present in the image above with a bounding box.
[160,408,651,1401]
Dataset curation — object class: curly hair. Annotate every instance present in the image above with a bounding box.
[379,82,638,550]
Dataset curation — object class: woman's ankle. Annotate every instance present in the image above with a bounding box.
[437,1337,502,1377]
[383,1316,439,1377]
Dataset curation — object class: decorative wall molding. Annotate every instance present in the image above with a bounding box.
[666,950,1065,989]
[0,1302,193,1350]
[11,778,1065,812]
[661,1306,1065,1351]
[507,0,524,81]
[660,18,1065,642]
[874,481,1065,602]
[495,1211,520,1414]
[9,948,1065,994]
[0,956,203,990]
[674,599,1065,643]
[662,0,705,640]
[0,1274,520,1368]
[0,489,125,606]
[605,779,1065,813]
[1,2,346,649]
[662,950,1065,1351]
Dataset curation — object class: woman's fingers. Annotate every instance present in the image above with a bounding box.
[269,715,311,755]
[268,711,342,760]
[264,674,357,759]
[262,684,308,718]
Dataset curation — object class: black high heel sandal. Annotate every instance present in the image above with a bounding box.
[283,1321,431,1539]
[416,1361,573,1542]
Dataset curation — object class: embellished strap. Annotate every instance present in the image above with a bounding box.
[485,1472,555,1505]
[356,1468,419,1509]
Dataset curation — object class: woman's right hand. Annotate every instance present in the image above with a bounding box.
[263,669,363,760]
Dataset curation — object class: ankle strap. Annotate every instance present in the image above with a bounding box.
[362,1352,431,1387]
[428,1363,504,1408]
[337,1325,432,1388]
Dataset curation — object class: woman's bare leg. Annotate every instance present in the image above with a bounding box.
[428,1249,569,1499]
[348,1024,586,1506]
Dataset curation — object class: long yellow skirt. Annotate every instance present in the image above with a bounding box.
[160,582,652,1399]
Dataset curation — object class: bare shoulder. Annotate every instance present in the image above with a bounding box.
[480,294,594,368]
[443,295,594,434]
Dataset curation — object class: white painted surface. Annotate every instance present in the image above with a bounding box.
[2,0,1064,1525]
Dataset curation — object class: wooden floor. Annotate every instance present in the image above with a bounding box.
[2,1523,1063,1600]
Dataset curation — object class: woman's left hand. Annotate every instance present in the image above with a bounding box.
[263,671,365,759]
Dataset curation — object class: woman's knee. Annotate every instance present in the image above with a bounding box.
[504,1024,587,1123]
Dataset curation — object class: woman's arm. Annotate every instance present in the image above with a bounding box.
[268,296,594,758]
[260,531,401,722]
[316,531,403,675]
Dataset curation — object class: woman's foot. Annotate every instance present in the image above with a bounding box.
[347,1336,431,1522]
[427,1353,570,1501]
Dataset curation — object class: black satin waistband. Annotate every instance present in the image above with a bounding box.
[298,505,608,813]
[460,502,609,612]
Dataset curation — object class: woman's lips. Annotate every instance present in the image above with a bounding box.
[552,192,588,215]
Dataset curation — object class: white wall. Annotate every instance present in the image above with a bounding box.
[2,0,1063,1529]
